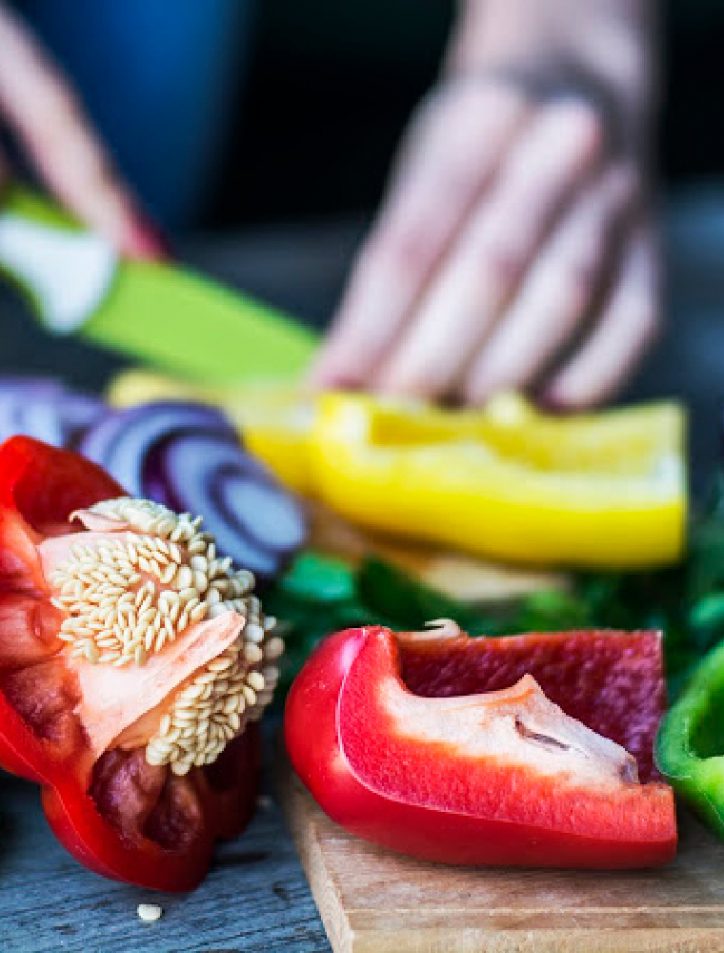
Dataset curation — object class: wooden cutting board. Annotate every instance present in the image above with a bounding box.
[284,514,724,951]
[278,753,724,953]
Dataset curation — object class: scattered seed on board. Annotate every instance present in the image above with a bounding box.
[137,903,163,923]
[49,497,283,775]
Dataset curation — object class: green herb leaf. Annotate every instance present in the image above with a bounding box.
[356,557,495,633]
[689,592,724,631]
[268,472,724,700]
[276,551,357,603]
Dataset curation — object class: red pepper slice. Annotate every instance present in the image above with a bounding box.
[285,625,676,869]
[0,437,260,891]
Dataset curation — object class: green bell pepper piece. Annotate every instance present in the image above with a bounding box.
[656,639,724,836]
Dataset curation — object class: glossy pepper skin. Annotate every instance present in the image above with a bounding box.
[309,393,685,568]
[286,626,677,869]
[0,436,259,891]
[656,640,724,837]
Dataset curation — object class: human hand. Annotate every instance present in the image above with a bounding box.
[0,2,164,258]
[312,76,658,409]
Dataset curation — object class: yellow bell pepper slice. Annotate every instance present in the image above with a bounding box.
[109,370,687,568]
[308,392,687,568]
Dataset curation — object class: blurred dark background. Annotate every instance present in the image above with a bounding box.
[217,0,452,224]
[17,0,724,229]
[222,0,724,223]
[5,0,724,490]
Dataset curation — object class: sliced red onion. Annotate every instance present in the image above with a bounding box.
[217,476,306,552]
[78,401,235,496]
[0,376,63,397]
[0,377,105,447]
[58,393,107,448]
[0,384,306,581]
[1,394,65,446]
[0,379,64,444]
[155,433,306,579]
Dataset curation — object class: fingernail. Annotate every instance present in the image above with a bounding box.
[536,389,569,414]
[122,211,174,261]
[307,352,357,392]
[316,373,361,392]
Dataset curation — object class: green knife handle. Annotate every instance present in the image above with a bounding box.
[3,184,80,229]
[0,184,319,382]
[0,184,117,333]
[0,185,118,334]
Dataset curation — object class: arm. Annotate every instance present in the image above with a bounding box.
[447,0,657,150]
[0,2,163,257]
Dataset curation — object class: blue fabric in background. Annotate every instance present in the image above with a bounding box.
[18,0,255,227]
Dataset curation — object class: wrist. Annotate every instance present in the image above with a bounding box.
[445,0,657,156]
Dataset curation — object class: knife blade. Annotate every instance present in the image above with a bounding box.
[0,186,318,383]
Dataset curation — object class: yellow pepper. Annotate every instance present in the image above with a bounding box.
[308,392,687,568]
[109,370,687,568]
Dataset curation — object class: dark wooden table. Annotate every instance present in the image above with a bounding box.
[0,191,722,952]
[0,735,325,953]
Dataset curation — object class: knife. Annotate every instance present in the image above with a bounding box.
[0,185,318,383]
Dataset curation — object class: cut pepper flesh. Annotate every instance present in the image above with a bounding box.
[286,625,676,868]
[309,392,686,568]
[401,628,665,782]
[0,436,282,890]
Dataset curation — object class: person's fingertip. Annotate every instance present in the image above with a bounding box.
[372,377,407,397]
[374,363,443,400]
[120,212,173,261]
[469,384,500,407]
[309,369,360,392]
[536,387,572,413]
[541,377,606,412]
[305,360,335,390]
[306,348,362,392]
[462,358,513,405]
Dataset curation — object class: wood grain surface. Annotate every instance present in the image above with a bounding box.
[279,760,724,953]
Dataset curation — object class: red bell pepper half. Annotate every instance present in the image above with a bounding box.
[0,437,261,891]
[285,624,677,868]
